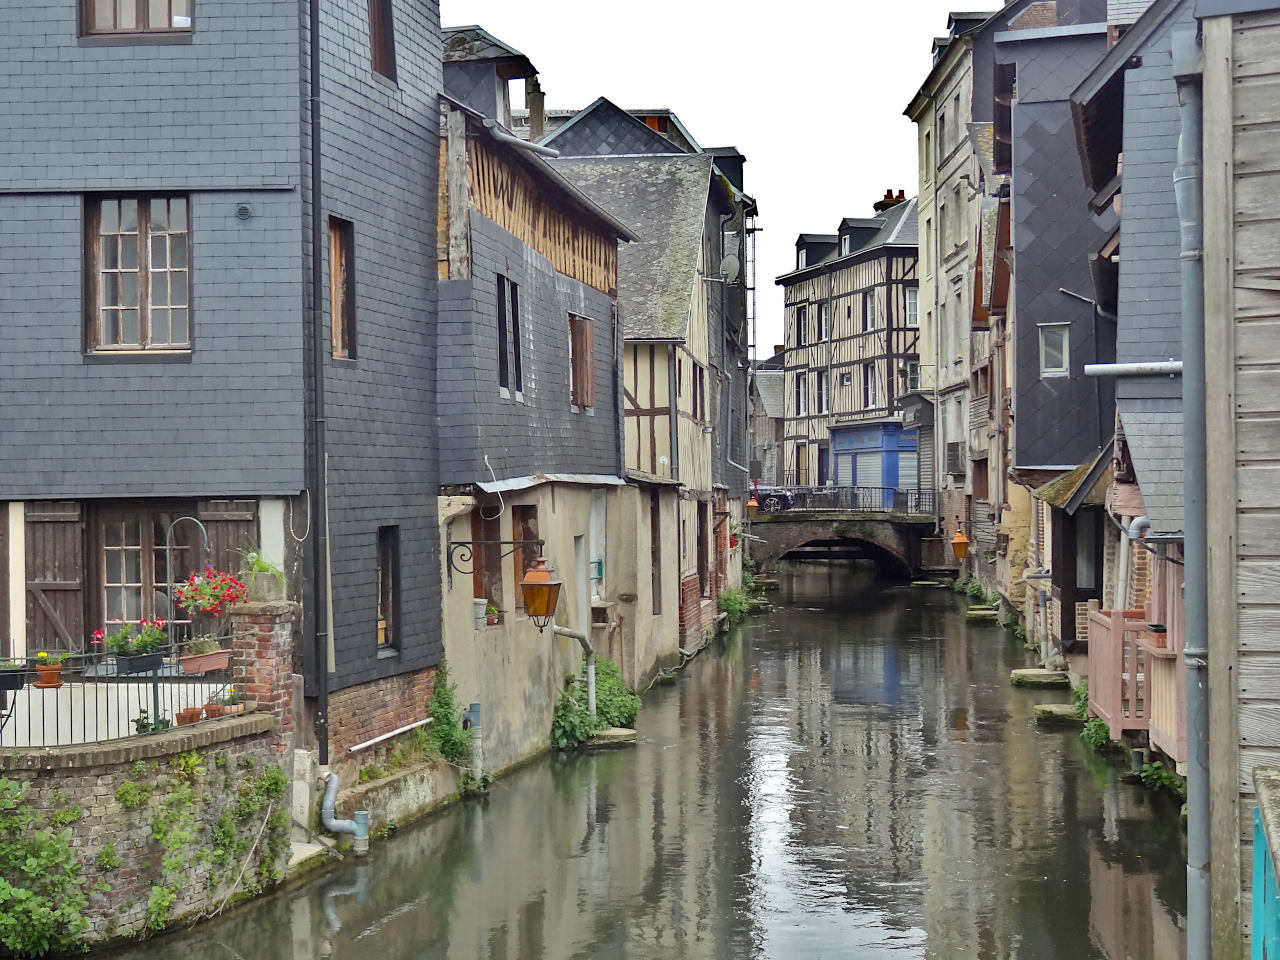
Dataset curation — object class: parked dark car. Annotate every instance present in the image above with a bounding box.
[754,486,794,513]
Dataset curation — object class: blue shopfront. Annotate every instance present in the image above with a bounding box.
[830,422,918,506]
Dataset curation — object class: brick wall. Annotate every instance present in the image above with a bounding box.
[678,574,716,648]
[1131,541,1152,609]
[327,666,437,786]
[231,601,298,758]
[0,714,285,944]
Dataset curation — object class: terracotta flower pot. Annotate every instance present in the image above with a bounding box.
[204,703,226,720]
[180,649,231,676]
[175,706,203,726]
[33,664,63,689]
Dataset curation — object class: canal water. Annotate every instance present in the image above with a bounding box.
[113,566,1187,960]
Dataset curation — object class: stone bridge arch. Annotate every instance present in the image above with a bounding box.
[748,514,931,577]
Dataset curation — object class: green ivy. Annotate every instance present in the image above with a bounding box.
[0,778,92,957]
[1140,760,1187,800]
[426,660,471,766]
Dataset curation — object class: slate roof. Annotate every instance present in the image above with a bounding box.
[775,199,919,284]
[1120,399,1184,532]
[549,154,714,340]
[541,97,685,157]
[755,370,785,419]
[442,25,536,75]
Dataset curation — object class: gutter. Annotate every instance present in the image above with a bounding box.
[1084,361,1182,376]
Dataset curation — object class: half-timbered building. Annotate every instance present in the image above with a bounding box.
[552,107,756,647]
[775,196,921,497]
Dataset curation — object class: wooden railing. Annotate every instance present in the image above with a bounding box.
[1144,636,1186,764]
[1086,600,1149,740]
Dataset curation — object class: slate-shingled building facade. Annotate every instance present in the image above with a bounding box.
[0,0,446,778]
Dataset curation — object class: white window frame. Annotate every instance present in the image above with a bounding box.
[796,373,808,417]
[863,290,877,331]
[905,287,919,327]
[816,370,829,413]
[905,361,921,392]
[797,248,807,269]
[795,304,807,347]
[818,302,830,341]
[840,235,852,256]
[863,362,877,409]
[1039,323,1070,378]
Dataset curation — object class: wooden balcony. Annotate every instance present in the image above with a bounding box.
[1086,600,1149,739]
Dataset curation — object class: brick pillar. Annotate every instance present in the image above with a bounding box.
[230,600,298,757]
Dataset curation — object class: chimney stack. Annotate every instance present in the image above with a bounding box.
[525,77,545,141]
[773,344,784,356]
[873,189,906,213]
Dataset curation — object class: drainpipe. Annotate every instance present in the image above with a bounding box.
[307,0,331,766]
[481,118,560,158]
[1114,516,1131,611]
[321,773,369,855]
[1173,26,1208,960]
[554,626,595,716]
[466,703,484,782]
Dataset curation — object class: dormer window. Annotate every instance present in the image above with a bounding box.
[840,235,852,256]
[797,249,807,269]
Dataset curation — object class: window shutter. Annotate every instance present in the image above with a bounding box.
[196,500,259,574]
[25,502,85,653]
[583,317,595,408]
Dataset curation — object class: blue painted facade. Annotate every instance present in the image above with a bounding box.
[829,423,918,490]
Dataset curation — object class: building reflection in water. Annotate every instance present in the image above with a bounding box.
[103,565,1185,960]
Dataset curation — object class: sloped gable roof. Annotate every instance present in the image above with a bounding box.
[550,154,713,340]
[541,97,686,157]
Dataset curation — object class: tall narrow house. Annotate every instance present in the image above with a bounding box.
[0,0,446,776]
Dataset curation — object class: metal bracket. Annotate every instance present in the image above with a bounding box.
[446,532,544,587]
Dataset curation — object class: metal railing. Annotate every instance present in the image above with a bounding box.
[766,486,935,515]
[0,635,245,748]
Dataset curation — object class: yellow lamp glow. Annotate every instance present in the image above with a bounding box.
[951,530,971,561]
[519,557,562,632]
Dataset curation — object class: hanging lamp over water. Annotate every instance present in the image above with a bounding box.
[519,557,562,633]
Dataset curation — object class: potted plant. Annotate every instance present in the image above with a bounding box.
[1147,623,1168,648]
[179,636,231,676]
[204,686,243,720]
[485,603,500,626]
[176,566,249,617]
[174,704,203,727]
[239,549,286,602]
[103,619,167,675]
[0,659,29,691]
[32,651,65,689]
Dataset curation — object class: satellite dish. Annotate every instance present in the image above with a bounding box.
[720,254,741,284]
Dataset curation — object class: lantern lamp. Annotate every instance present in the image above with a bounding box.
[746,495,759,518]
[951,529,971,561]
[520,557,562,633]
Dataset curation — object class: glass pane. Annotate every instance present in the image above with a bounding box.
[126,549,141,583]
[121,273,138,307]
[171,236,187,268]
[170,198,186,231]
[121,310,139,346]
[100,309,118,345]
[119,0,136,29]
[101,199,118,234]
[152,309,170,346]
[149,0,165,29]
[105,587,124,621]
[125,589,141,622]
[152,272,168,307]
[105,520,123,547]
[125,517,141,546]
[171,273,187,306]
[103,273,119,306]
[170,308,188,344]
[102,238,118,269]
[1043,331,1065,369]
[121,235,138,269]
[105,551,122,583]
[120,198,137,232]
[92,0,114,29]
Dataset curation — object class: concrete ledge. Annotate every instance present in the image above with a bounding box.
[586,727,637,749]
[1010,668,1070,689]
[0,712,275,772]
[337,758,461,831]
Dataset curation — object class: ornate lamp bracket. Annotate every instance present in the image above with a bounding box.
[446,531,545,587]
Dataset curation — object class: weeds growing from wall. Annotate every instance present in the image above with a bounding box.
[552,656,640,750]
[717,588,749,625]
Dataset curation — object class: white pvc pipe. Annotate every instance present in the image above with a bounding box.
[346,716,433,755]
[1084,361,1182,377]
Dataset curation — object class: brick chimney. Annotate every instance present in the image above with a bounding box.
[873,189,906,213]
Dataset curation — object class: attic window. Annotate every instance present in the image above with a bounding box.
[797,249,807,269]
[840,235,852,256]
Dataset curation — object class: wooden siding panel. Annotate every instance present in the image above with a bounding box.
[196,500,259,577]
[467,136,617,297]
[24,501,83,653]
[1235,368,1280,414]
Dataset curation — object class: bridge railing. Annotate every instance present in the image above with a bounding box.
[779,486,935,515]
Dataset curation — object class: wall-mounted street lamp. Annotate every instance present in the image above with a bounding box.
[746,494,759,518]
[444,531,544,587]
[951,528,970,561]
[519,557,562,633]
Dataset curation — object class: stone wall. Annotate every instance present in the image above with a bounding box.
[0,714,289,944]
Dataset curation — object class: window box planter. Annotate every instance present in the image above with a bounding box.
[116,652,164,675]
[33,664,63,689]
[175,706,203,726]
[0,670,30,691]
[180,649,231,676]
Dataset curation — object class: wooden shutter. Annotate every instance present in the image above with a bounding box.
[25,502,85,653]
[197,500,259,574]
[582,317,595,408]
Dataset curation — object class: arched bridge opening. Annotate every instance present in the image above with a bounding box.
[749,513,933,578]
[777,536,914,578]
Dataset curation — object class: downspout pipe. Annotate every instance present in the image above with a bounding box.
[1173,26,1209,960]
[482,119,560,157]
[307,0,331,765]
[553,625,595,716]
[321,773,369,856]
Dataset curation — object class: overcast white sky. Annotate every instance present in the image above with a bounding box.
[439,0,970,357]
